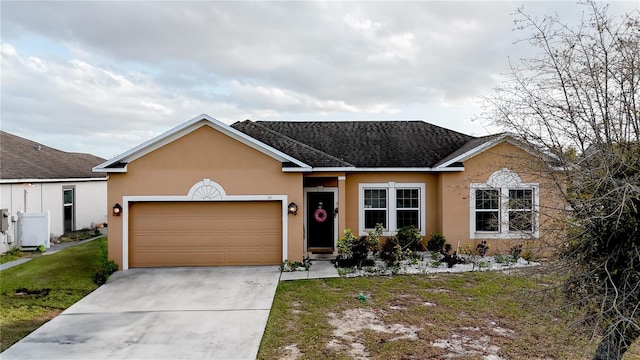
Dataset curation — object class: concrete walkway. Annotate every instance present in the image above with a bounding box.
[280,260,340,281]
[1,266,281,360]
[0,234,105,271]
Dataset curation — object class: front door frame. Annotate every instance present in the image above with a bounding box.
[304,186,338,253]
[62,186,75,233]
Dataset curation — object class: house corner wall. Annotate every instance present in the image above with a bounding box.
[440,141,565,256]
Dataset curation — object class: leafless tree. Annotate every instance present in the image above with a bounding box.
[482,2,640,359]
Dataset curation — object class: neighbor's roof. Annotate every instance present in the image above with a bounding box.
[0,131,106,181]
[231,120,475,168]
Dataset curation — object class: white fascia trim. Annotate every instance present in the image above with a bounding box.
[437,135,510,169]
[282,167,465,173]
[93,165,127,173]
[437,134,564,170]
[358,182,426,237]
[120,193,288,270]
[0,177,107,184]
[94,114,311,172]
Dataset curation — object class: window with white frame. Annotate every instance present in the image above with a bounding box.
[470,168,539,239]
[508,189,534,231]
[364,189,387,228]
[360,183,425,236]
[396,188,420,229]
[474,189,500,232]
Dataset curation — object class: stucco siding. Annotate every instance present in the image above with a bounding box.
[107,125,304,268]
[440,141,563,255]
[342,172,439,245]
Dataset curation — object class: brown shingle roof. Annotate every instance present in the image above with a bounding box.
[0,131,106,180]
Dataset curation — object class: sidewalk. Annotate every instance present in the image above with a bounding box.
[0,231,106,271]
[280,260,340,281]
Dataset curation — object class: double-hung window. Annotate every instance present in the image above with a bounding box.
[508,189,534,231]
[364,189,387,229]
[474,189,500,232]
[360,183,425,236]
[470,169,539,239]
[396,188,420,229]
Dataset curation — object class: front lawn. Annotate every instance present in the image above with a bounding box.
[259,268,640,359]
[0,238,105,351]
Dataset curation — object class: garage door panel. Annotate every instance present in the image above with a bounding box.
[129,201,281,267]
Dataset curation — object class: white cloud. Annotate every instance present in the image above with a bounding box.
[1,1,637,158]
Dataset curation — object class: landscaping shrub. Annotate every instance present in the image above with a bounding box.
[380,237,403,267]
[396,225,423,251]
[442,252,466,268]
[93,260,118,285]
[509,244,523,261]
[93,239,118,285]
[336,226,379,268]
[476,241,489,256]
[426,233,446,252]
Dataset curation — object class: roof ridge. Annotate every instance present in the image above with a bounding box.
[247,121,354,167]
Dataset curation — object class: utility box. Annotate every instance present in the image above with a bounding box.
[1,209,9,233]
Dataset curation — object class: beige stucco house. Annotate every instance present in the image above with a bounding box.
[94,114,560,270]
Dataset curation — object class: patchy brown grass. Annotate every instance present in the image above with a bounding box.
[0,310,61,351]
[259,268,640,360]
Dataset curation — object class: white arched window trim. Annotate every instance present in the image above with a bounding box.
[469,168,540,239]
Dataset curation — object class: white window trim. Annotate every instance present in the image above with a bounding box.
[359,182,426,237]
[469,169,539,239]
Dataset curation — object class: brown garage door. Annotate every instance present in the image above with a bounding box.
[129,201,281,267]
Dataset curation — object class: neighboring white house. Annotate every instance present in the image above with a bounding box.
[0,131,107,253]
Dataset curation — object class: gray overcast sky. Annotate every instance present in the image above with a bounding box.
[1,1,637,159]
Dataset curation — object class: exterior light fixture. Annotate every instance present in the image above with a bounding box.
[113,203,122,216]
[287,202,298,215]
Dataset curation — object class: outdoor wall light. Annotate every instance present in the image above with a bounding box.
[112,203,122,216]
[287,202,298,215]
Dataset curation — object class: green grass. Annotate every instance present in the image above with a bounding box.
[259,268,640,359]
[0,238,105,351]
[0,247,29,265]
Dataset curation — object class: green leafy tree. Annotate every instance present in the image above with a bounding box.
[483,2,640,358]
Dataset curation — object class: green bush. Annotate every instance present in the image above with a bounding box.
[337,225,381,268]
[93,260,118,285]
[426,233,446,252]
[509,244,523,261]
[93,239,118,285]
[337,229,359,259]
[476,241,489,256]
[380,237,403,267]
[396,226,423,251]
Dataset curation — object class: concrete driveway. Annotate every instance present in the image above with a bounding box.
[1,266,281,360]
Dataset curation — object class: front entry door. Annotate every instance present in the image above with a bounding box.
[307,192,334,250]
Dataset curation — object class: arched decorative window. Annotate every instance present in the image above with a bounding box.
[187,178,226,200]
[469,168,539,239]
